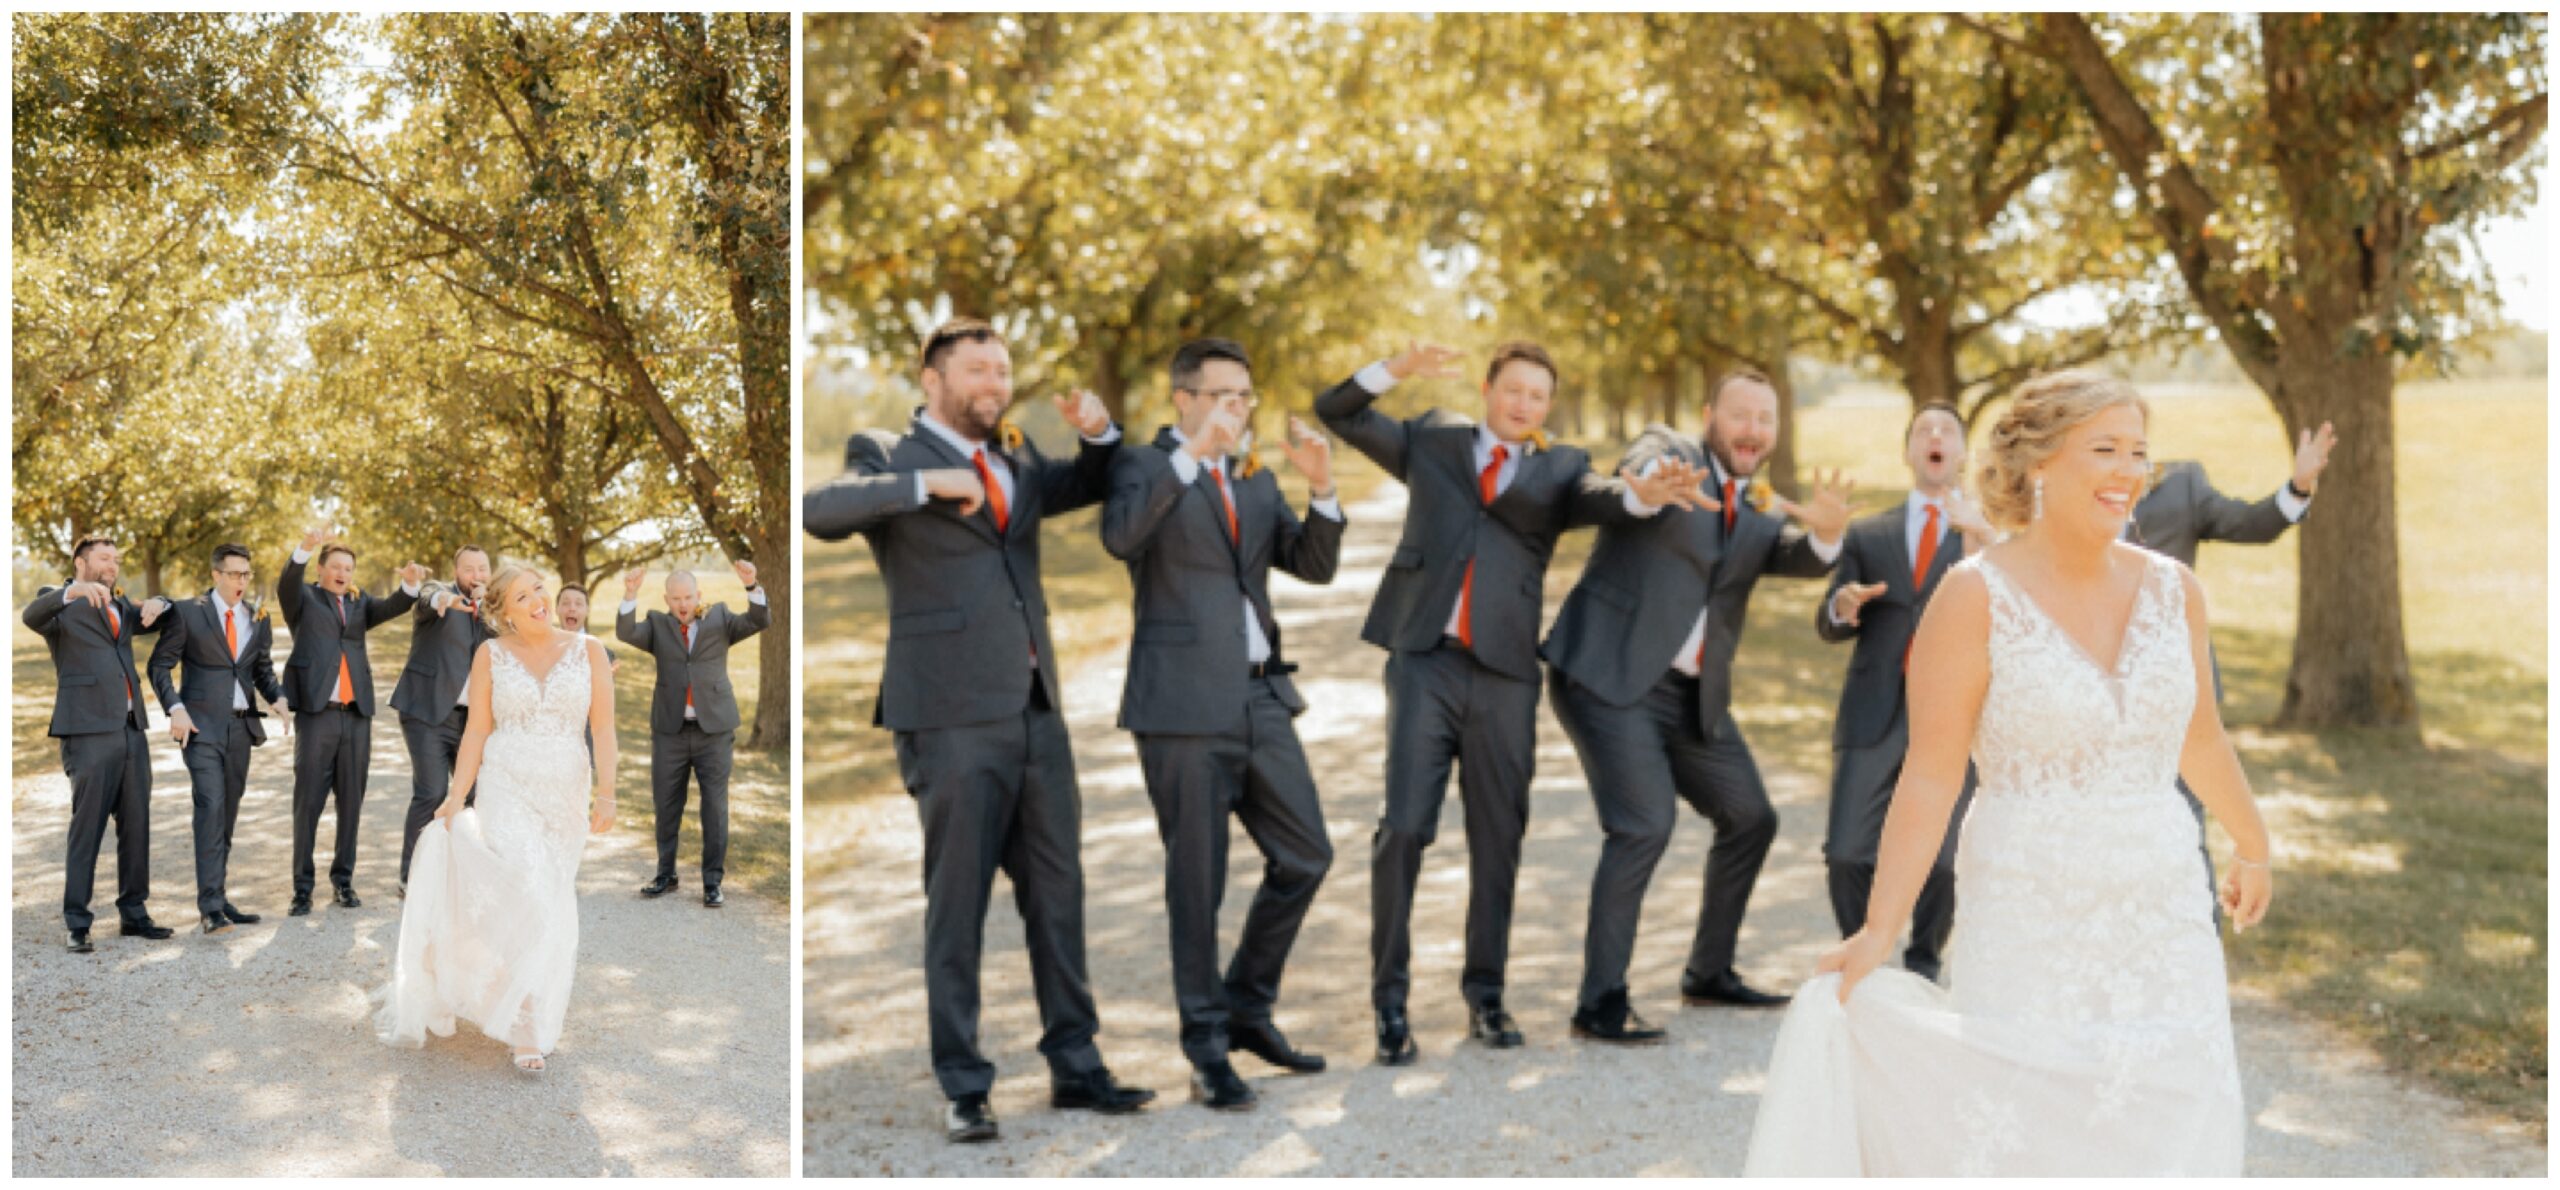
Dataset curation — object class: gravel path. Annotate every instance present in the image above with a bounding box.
[803,483,2544,1176]
[11,708,791,1176]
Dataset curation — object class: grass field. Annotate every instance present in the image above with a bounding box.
[12,567,792,904]
[804,376,2545,1132]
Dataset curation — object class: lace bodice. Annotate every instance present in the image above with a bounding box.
[1967,550,2195,803]
[487,636,594,741]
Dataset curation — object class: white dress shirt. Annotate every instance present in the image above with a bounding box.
[209,591,252,710]
[1167,427,1344,664]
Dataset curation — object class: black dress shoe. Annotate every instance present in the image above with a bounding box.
[1375,1009,1418,1066]
[945,1094,999,1144]
[288,895,313,917]
[1049,1067,1156,1114]
[118,920,176,940]
[702,885,724,908]
[222,905,261,926]
[1681,968,1791,1008]
[1230,1019,1325,1074]
[333,887,361,909]
[1570,991,1669,1045]
[1190,1061,1258,1111]
[66,929,93,954]
[1906,957,1943,984]
[641,875,679,898]
[201,914,233,936]
[1468,1001,1525,1049]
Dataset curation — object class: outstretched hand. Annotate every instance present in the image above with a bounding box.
[1774,469,1855,544]
[2292,421,2337,495]
[1383,342,1467,383]
[1830,581,1889,626]
[1052,389,1112,438]
[622,568,647,599]
[1622,458,1714,512]
[733,558,758,589]
[1280,417,1333,491]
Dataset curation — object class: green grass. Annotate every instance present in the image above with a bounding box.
[12,568,791,905]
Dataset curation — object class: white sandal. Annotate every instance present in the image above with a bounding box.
[512,1048,547,1074]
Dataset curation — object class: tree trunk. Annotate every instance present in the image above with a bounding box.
[1764,353,1801,495]
[745,520,791,754]
[2272,346,2419,732]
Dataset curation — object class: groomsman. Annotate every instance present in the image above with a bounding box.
[1315,341,1703,1062]
[1814,403,1993,982]
[26,537,175,952]
[1542,368,1849,1039]
[2130,420,2336,907]
[1101,338,1345,1110]
[277,528,421,915]
[147,543,289,934]
[391,545,492,895]
[617,559,769,908]
[804,316,1152,1143]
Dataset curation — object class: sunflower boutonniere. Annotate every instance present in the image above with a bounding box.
[997,420,1025,452]
[1747,475,1777,514]
[1525,428,1552,453]
[1235,451,1263,480]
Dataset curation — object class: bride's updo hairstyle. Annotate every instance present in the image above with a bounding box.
[480,564,542,637]
[1976,370,2151,531]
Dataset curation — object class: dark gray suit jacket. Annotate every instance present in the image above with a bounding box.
[1816,508,1962,751]
[1541,426,1832,735]
[1102,428,1345,735]
[2130,460,2296,568]
[390,580,491,725]
[1314,372,1632,682]
[803,410,1118,731]
[276,553,416,716]
[616,599,769,736]
[147,592,285,745]
[23,584,160,737]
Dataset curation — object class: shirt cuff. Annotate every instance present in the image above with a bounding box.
[746,588,767,606]
[619,600,639,615]
[1168,449,1202,484]
[914,472,928,506]
[1310,496,1344,521]
[2276,484,2310,522]
[1810,532,1845,563]
[1353,361,1398,395]
[291,547,311,564]
[1081,423,1123,446]
[400,579,421,597]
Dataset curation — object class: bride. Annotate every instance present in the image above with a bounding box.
[1746,371,2275,1175]
[376,563,616,1072]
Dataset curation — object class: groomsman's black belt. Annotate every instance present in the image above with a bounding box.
[232,709,259,718]
[1248,661,1298,679]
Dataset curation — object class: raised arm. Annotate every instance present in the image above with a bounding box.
[2186,463,2294,546]
[365,564,422,627]
[1312,366,1416,481]
[727,570,772,643]
[585,635,618,833]
[1819,567,1991,1002]
[1273,417,1344,584]
[806,432,939,542]
[1099,448,1188,562]
[22,585,69,635]
[2173,565,2272,930]
[437,644,499,820]
[276,540,311,618]
[1031,390,1122,517]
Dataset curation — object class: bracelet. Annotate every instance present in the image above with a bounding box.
[2231,855,2270,871]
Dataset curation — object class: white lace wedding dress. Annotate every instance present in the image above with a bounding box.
[1746,550,2244,1175]
[377,638,595,1056]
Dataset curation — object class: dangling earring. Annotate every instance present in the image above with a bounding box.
[2031,475,2045,522]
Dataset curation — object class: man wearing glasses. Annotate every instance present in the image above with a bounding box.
[145,543,289,934]
[1101,337,1344,1110]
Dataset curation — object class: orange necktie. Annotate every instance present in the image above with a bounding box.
[107,603,131,704]
[1723,478,1738,535]
[683,619,695,710]
[333,593,355,704]
[1906,504,1941,672]
[1212,465,1240,543]
[1457,445,1507,649]
[974,448,1010,534]
[225,605,239,657]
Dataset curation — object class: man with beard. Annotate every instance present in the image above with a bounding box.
[1315,340,1707,1063]
[805,317,1153,1143]
[1542,368,1851,1040]
[26,536,177,952]
[1815,402,1994,981]
[391,545,493,896]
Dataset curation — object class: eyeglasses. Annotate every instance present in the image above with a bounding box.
[215,569,254,579]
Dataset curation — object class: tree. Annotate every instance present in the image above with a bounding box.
[2029,12,2546,730]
